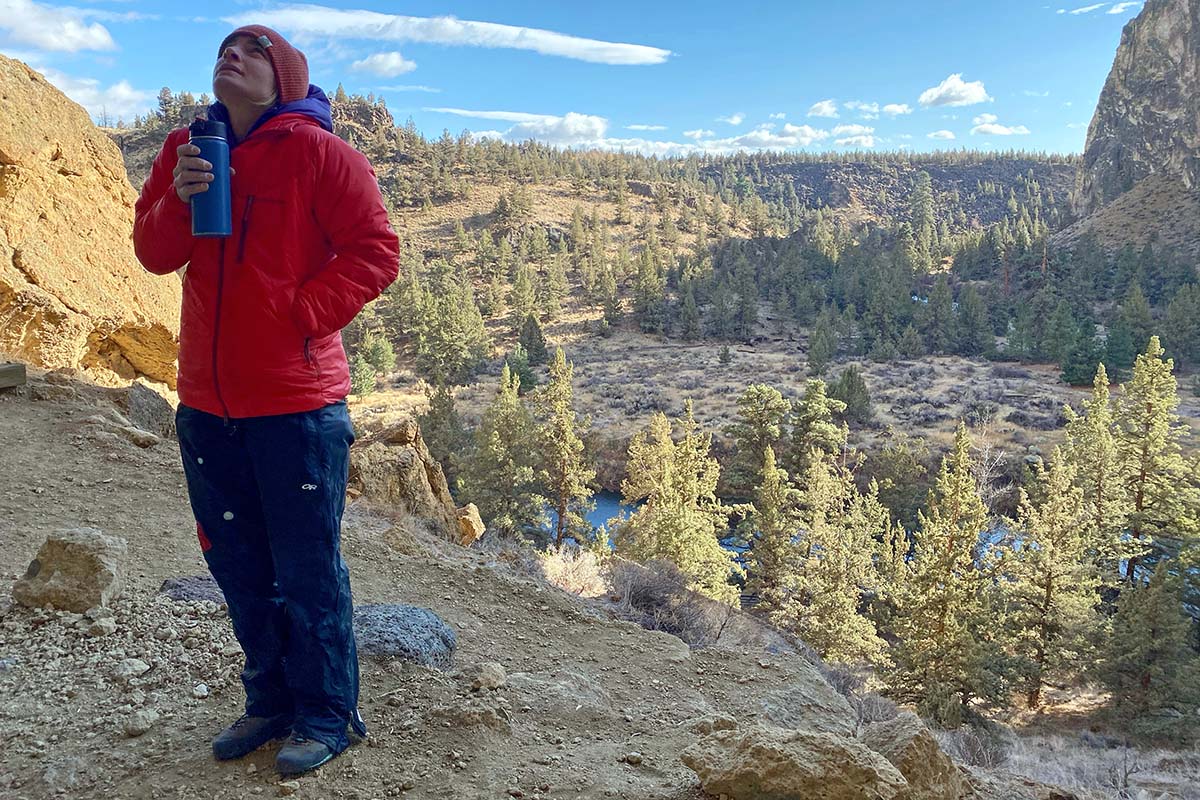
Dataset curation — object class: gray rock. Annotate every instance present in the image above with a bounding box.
[113,658,151,681]
[123,708,159,737]
[159,575,225,604]
[12,528,127,613]
[126,379,176,439]
[87,617,117,637]
[353,603,456,667]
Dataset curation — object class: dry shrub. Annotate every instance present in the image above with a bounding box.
[536,546,607,598]
[937,724,1012,769]
[608,558,735,647]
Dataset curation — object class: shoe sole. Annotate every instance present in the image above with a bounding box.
[277,751,333,777]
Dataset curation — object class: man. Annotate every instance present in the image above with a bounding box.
[133,25,399,776]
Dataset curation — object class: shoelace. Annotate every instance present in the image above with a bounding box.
[229,714,253,730]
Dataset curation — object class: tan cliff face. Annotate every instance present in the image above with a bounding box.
[1077,0,1200,217]
[0,55,179,387]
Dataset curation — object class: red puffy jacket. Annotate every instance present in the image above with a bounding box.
[133,113,399,419]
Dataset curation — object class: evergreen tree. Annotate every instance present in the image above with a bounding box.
[411,262,491,384]
[909,171,935,272]
[1113,337,1198,579]
[349,353,376,396]
[679,282,702,341]
[362,332,396,376]
[536,348,596,546]
[1005,449,1100,707]
[456,364,547,538]
[828,365,872,425]
[505,343,538,395]
[518,313,549,365]
[417,380,468,487]
[1060,322,1102,386]
[921,276,955,354]
[807,318,838,376]
[742,446,804,616]
[1103,315,1137,380]
[726,385,791,497]
[1098,565,1200,741]
[1042,300,1077,367]
[1162,283,1200,369]
[615,402,742,603]
[633,249,667,334]
[887,424,1006,726]
[1122,283,1154,353]
[897,324,926,359]
[786,379,848,478]
[540,250,569,319]
[718,344,733,365]
[509,262,538,323]
[955,284,993,357]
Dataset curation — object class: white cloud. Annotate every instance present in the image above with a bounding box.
[0,0,117,52]
[769,112,786,119]
[350,51,416,77]
[683,128,714,139]
[883,103,912,116]
[38,65,154,121]
[1108,2,1142,13]
[832,123,873,137]
[1063,3,1108,14]
[836,134,875,148]
[845,100,879,119]
[1023,90,1051,97]
[223,5,671,65]
[626,123,666,131]
[919,73,992,107]
[928,129,956,140]
[970,113,1030,135]
[716,112,745,125]
[807,99,839,118]
[377,84,440,92]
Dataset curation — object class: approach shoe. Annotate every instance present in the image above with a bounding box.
[275,733,335,776]
[212,713,294,761]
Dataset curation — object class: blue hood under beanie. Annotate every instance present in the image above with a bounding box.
[206,84,333,146]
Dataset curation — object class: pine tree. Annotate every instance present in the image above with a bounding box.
[509,262,537,324]
[362,332,396,376]
[456,364,547,538]
[518,313,549,365]
[1103,315,1138,380]
[786,379,848,478]
[540,251,569,319]
[536,348,596,546]
[1005,449,1100,707]
[909,171,935,273]
[505,343,537,395]
[807,318,838,376]
[349,353,376,396]
[1162,283,1200,369]
[828,365,872,425]
[679,282,702,341]
[1122,283,1154,353]
[897,324,926,359]
[921,276,955,355]
[742,446,804,616]
[1098,565,1200,741]
[726,385,791,497]
[887,423,1006,726]
[955,284,993,357]
[1061,364,1128,578]
[1113,337,1198,579]
[1060,322,1102,386]
[615,402,742,603]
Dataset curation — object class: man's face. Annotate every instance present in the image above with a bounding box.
[212,34,277,106]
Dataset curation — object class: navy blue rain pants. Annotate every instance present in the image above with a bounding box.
[175,401,366,754]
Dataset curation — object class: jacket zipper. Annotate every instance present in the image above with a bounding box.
[213,239,232,426]
[236,195,255,263]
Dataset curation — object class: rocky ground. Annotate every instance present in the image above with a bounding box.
[1,368,1191,800]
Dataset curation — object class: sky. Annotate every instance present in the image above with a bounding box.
[0,0,1147,157]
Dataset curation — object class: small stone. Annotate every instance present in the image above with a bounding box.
[624,751,642,765]
[468,661,507,692]
[247,764,258,775]
[88,618,117,637]
[123,708,159,737]
[113,658,151,681]
[278,780,299,796]
[401,779,416,790]
[192,683,210,699]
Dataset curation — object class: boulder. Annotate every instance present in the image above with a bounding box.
[0,55,179,387]
[455,503,485,546]
[123,379,176,439]
[352,603,457,667]
[681,725,909,800]
[862,712,966,800]
[12,528,127,612]
[348,420,463,543]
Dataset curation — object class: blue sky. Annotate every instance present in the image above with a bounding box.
[0,0,1145,156]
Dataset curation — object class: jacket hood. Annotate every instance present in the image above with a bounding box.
[207,84,333,146]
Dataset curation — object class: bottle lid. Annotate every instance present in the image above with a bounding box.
[188,118,227,139]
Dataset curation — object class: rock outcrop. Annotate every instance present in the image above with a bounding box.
[1078,0,1200,216]
[862,712,967,800]
[0,55,179,387]
[12,528,128,612]
[349,419,484,545]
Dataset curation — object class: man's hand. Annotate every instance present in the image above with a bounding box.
[172,143,213,202]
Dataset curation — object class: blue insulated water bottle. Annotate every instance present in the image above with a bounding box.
[188,118,231,237]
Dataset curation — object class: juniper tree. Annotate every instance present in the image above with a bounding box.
[349,353,375,396]
[417,380,468,487]
[786,379,848,478]
[1121,283,1154,353]
[807,319,838,376]
[1113,337,1198,580]
[535,348,596,546]
[726,384,791,498]
[456,364,547,538]
[921,276,955,355]
[955,284,993,357]
[615,402,742,604]
[1004,449,1100,707]
[887,423,1006,726]
[518,313,549,365]
[508,262,537,324]
[679,282,702,341]
[540,251,569,319]
[505,343,537,395]
[1097,564,1200,741]
[742,446,804,616]
[828,365,872,425]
